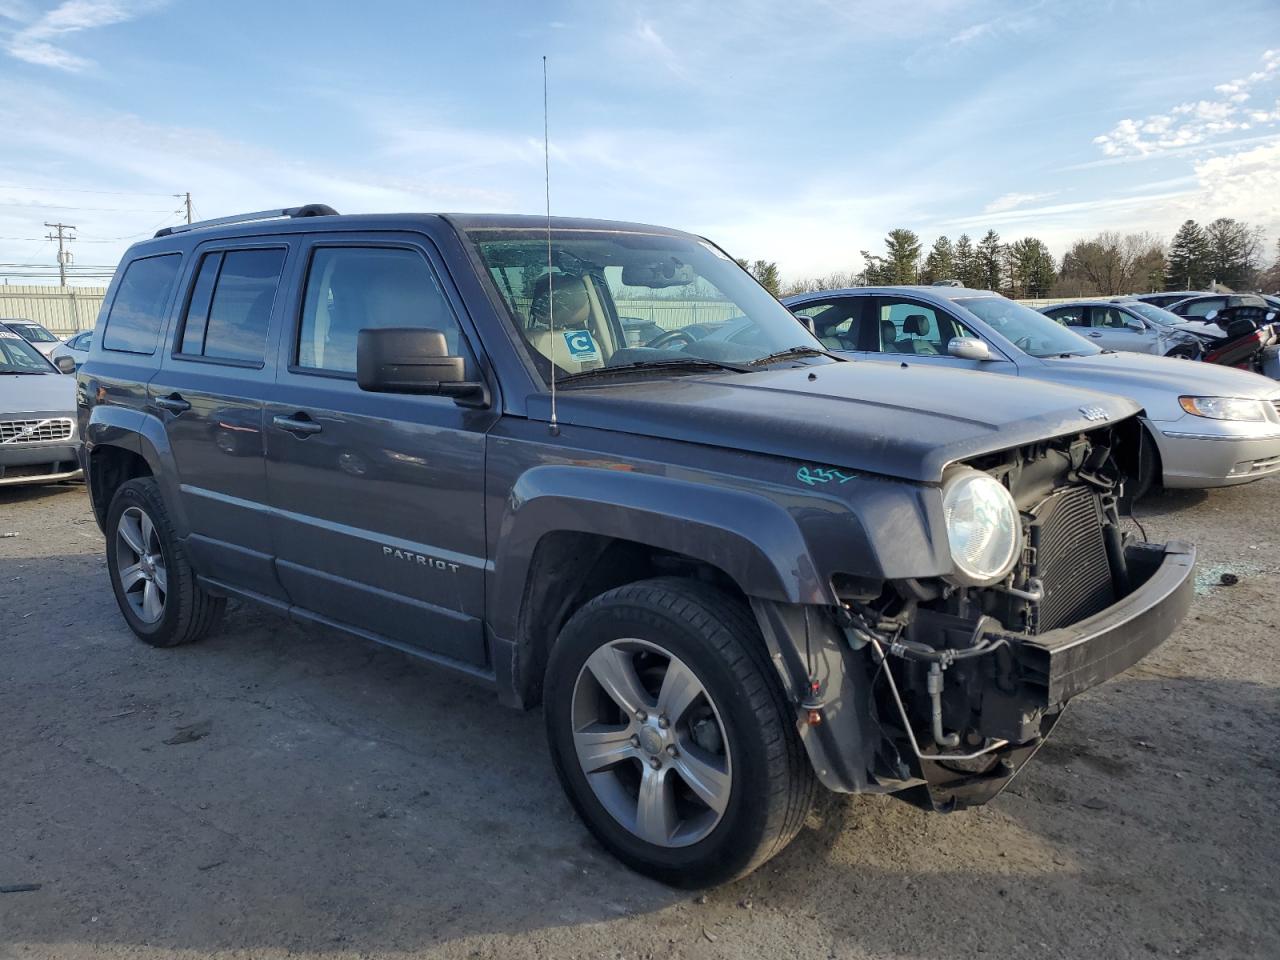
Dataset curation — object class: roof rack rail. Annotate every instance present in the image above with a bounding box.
[154,204,339,238]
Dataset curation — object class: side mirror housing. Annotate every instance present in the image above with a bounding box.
[1125,318,1144,331]
[54,355,76,374]
[948,337,991,361]
[356,327,487,406]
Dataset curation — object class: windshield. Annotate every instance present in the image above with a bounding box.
[1125,301,1186,326]
[955,297,1101,358]
[466,228,822,385]
[9,322,58,343]
[0,329,54,372]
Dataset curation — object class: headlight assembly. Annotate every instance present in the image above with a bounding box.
[1178,396,1268,421]
[942,467,1021,586]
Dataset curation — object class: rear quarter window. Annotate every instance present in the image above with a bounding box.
[102,254,183,355]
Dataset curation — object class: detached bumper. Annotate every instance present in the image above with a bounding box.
[1002,540,1196,708]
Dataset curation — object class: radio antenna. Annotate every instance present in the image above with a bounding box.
[543,54,559,436]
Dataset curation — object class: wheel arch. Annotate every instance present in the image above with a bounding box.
[488,466,827,709]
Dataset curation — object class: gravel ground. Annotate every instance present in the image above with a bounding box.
[1,479,1277,960]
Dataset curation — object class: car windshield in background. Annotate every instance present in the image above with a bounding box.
[956,297,1101,358]
[10,323,58,343]
[465,228,822,385]
[0,330,54,372]
[1125,302,1188,326]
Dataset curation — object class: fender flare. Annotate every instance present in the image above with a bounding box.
[84,407,191,538]
[487,465,832,643]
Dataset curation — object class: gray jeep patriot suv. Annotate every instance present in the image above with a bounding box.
[79,206,1195,886]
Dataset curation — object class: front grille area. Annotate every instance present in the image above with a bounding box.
[1030,486,1115,632]
[0,418,74,444]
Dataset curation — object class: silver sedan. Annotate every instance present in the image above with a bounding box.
[783,286,1280,494]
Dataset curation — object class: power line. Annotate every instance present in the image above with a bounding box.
[0,183,177,198]
[0,202,175,213]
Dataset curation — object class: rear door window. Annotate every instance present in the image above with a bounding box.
[1045,306,1087,327]
[102,254,183,354]
[177,248,286,364]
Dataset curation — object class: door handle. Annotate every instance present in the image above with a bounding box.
[272,413,323,436]
[1087,332,1104,338]
[155,394,191,413]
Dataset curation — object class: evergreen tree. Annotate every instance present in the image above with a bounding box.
[1204,218,1263,290]
[884,228,922,284]
[1008,237,1056,298]
[1165,220,1211,290]
[921,235,955,284]
[954,234,978,287]
[749,260,781,298]
[977,230,1003,291]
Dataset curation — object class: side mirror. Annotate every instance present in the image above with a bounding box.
[948,337,991,361]
[1205,309,1218,323]
[356,327,487,405]
[1124,318,1144,331]
[54,355,76,374]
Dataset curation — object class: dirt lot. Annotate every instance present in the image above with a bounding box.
[1,479,1277,960]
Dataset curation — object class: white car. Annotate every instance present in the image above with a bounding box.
[0,324,82,486]
[50,329,93,373]
[1,318,63,359]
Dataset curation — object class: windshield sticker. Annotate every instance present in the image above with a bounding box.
[563,329,601,363]
[797,466,856,486]
[0,331,20,339]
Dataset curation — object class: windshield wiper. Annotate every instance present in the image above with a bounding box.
[747,345,846,367]
[556,357,752,385]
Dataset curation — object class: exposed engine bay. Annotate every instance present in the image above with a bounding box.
[834,419,1163,809]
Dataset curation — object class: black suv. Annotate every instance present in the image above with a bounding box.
[79,206,1195,886]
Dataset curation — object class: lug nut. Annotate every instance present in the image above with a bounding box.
[635,710,648,722]
[666,745,678,758]
[629,735,641,748]
[657,715,670,730]
[648,757,662,770]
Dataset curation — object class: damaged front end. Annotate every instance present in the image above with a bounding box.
[756,419,1196,811]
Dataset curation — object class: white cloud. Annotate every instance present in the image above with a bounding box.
[984,191,1056,213]
[1093,48,1279,158]
[1190,140,1280,232]
[3,0,161,71]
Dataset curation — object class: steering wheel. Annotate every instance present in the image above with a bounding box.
[1014,336,1033,352]
[646,329,696,350]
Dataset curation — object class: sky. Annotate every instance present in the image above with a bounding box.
[0,0,1278,284]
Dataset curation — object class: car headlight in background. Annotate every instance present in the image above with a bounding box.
[941,467,1021,586]
[1178,396,1269,421]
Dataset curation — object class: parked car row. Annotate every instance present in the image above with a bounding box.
[1039,291,1280,380]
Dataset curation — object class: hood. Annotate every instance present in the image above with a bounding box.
[0,370,76,414]
[528,361,1140,483]
[1032,351,1280,419]
[1173,320,1224,341]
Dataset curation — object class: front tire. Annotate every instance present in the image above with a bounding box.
[544,578,815,887]
[105,477,224,647]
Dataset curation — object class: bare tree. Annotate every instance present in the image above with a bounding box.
[1057,232,1166,296]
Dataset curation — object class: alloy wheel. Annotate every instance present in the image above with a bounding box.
[115,505,168,624]
[570,638,732,848]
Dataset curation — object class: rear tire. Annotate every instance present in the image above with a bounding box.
[105,477,224,647]
[544,577,815,887]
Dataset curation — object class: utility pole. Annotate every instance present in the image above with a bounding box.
[44,221,76,287]
[175,192,193,224]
